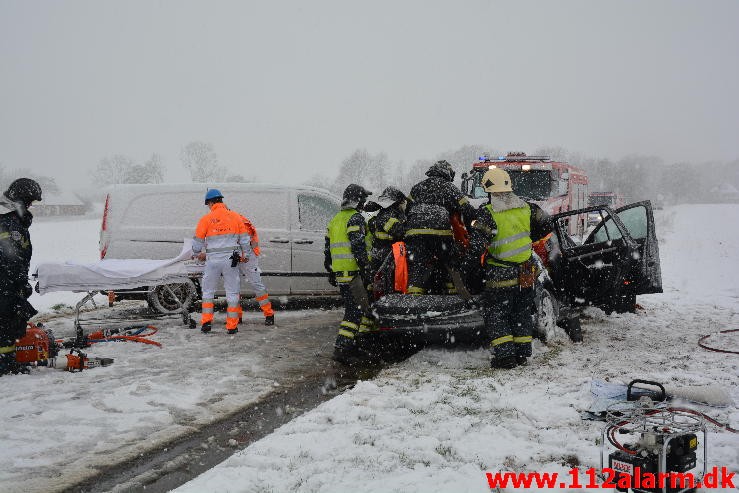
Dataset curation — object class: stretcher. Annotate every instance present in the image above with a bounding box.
[33,240,197,327]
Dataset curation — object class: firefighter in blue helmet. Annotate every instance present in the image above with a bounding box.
[324,184,373,365]
[468,168,552,369]
[0,178,42,376]
[405,160,475,295]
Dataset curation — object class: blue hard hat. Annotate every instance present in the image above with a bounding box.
[204,188,224,204]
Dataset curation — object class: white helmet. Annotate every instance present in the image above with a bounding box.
[481,168,513,193]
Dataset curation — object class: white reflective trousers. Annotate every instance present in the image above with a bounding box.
[201,252,241,328]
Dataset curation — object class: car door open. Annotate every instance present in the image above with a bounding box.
[611,200,663,295]
[550,205,637,308]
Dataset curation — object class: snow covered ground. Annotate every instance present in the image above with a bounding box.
[2,205,738,493]
[175,205,739,493]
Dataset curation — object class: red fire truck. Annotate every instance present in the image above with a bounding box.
[460,152,589,235]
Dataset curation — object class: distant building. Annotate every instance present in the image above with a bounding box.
[709,183,739,203]
[34,191,87,216]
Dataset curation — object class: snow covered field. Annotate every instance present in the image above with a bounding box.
[176,205,739,493]
[2,205,738,493]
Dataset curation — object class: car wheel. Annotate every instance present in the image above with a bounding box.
[147,279,197,314]
[534,289,557,342]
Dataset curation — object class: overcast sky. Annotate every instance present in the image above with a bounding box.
[1,0,738,189]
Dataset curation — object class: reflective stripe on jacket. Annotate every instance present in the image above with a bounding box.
[192,203,249,255]
[327,209,361,272]
[484,203,532,266]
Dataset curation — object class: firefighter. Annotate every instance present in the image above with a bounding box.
[468,168,552,369]
[235,213,274,325]
[324,184,373,364]
[192,189,250,335]
[0,178,42,376]
[368,186,407,292]
[405,160,475,295]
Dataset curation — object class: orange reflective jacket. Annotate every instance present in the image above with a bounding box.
[193,203,248,254]
[392,242,408,294]
[239,215,261,256]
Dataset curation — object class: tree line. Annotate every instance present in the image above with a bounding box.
[316,146,739,206]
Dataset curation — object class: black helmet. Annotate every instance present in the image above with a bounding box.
[377,186,406,207]
[4,178,43,205]
[342,184,372,207]
[425,160,455,182]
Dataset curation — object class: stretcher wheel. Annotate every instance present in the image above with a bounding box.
[147,279,197,314]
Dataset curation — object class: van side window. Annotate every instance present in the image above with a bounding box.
[298,193,339,231]
[228,191,289,229]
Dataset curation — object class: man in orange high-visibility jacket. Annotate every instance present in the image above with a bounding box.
[192,189,250,334]
[236,214,274,325]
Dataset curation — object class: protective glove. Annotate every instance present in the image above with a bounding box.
[327,272,337,287]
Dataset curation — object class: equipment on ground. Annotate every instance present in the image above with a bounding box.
[601,380,705,493]
[15,321,163,373]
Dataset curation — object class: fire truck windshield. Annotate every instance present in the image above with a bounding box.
[507,170,551,201]
[471,169,552,200]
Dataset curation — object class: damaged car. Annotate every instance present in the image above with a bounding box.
[370,200,662,345]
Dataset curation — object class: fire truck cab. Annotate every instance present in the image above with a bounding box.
[461,152,589,236]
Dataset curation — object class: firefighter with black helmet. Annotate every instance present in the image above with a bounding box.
[468,168,552,369]
[405,160,475,295]
[367,186,407,291]
[324,183,373,364]
[0,178,42,376]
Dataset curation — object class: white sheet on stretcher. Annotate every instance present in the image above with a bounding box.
[35,240,195,295]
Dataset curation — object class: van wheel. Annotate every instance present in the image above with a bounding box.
[534,289,557,343]
[147,280,197,314]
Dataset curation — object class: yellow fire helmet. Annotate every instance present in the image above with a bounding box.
[481,167,513,193]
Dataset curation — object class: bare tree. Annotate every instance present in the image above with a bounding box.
[92,154,136,186]
[180,141,226,182]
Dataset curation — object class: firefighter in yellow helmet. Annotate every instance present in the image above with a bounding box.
[467,168,552,369]
[324,184,373,365]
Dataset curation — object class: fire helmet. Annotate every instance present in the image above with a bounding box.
[204,188,224,204]
[4,178,42,206]
[425,160,455,182]
[342,184,372,208]
[377,186,406,207]
[481,168,513,193]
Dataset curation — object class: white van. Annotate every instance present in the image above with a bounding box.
[99,183,341,310]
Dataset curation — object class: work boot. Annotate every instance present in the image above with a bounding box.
[491,356,518,369]
[200,322,212,333]
[332,334,364,366]
[264,315,274,326]
[227,327,238,335]
[0,352,29,376]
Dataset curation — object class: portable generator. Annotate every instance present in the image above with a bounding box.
[601,380,706,493]
[15,322,58,367]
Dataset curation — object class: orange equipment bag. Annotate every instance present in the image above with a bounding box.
[450,212,470,250]
[392,242,408,294]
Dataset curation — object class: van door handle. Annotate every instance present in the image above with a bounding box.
[293,239,314,244]
[269,238,290,243]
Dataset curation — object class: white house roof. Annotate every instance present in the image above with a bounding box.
[40,191,85,206]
